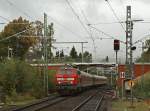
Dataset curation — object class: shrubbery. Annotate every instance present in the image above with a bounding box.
[134,73,150,98]
[0,59,44,103]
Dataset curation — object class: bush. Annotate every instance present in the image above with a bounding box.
[134,73,150,98]
[0,59,44,102]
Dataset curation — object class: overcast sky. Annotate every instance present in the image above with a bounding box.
[0,0,150,62]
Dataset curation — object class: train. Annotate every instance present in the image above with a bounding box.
[55,66,108,95]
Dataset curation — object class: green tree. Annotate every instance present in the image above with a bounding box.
[55,51,59,58]
[78,52,82,59]
[0,17,38,60]
[60,50,64,58]
[83,51,92,62]
[70,46,78,59]
[47,23,54,59]
[0,59,44,99]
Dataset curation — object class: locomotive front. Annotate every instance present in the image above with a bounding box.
[56,67,80,94]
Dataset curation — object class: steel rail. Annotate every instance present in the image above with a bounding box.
[12,94,65,111]
[71,95,93,111]
[94,95,104,111]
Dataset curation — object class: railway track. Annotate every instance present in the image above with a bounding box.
[11,95,67,111]
[71,91,104,111]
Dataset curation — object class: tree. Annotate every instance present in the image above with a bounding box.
[83,51,92,62]
[0,59,44,100]
[106,56,109,62]
[70,46,78,59]
[145,39,150,53]
[78,52,82,59]
[137,39,150,62]
[60,50,64,58]
[47,23,54,59]
[55,51,59,58]
[0,17,38,60]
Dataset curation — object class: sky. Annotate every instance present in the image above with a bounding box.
[0,0,150,62]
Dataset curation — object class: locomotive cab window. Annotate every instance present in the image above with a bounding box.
[58,69,73,74]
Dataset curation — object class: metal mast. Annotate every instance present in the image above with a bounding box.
[126,6,133,78]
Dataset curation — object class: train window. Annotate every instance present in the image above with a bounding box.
[58,69,73,74]
[66,70,72,74]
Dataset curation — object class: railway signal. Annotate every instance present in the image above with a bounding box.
[114,39,120,51]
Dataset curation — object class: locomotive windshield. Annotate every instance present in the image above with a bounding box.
[58,69,73,74]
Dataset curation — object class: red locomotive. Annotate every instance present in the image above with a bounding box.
[56,66,107,95]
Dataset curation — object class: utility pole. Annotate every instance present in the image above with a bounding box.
[81,42,84,63]
[43,13,48,96]
[126,6,133,78]
[126,6,134,107]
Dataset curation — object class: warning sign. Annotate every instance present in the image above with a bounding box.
[128,80,135,87]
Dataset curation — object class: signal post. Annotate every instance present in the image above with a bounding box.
[113,39,120,98]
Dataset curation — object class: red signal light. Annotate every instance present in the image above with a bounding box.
[114,39,120,50]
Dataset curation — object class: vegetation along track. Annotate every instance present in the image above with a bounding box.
[12,94,67,111]
[71,92,104,111]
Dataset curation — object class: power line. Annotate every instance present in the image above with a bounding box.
[133,35,150,45]
[92,21,150,25]
[0,25,41,42]
[47,15,86,41]
[0,22,32,25]
[4,0,33,20]
[65,0,91,36]
[75,0,97,57]
[92,22,123,25]
[105,0,126,32]
[0,16,10,22]
[88,25,126,44]
[76,0,90,24]
[68,0,96,48]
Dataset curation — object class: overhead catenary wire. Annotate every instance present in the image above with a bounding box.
[0,22,33,25]
[92,21,124,25]
[47,14,86,41]
[4,0,33,20]
[0,16,10,22]
[133,35,150,45]
[88,25,126,44]
[65,0,92,38]
[67,0,96,48]
[70,0,95,42]
[105,0,126,32]
[0,25,42,42]
[65,0,97,60]
[72,0,97,60]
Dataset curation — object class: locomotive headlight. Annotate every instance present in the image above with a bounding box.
[57,78,64,80]
[67,78,74,80]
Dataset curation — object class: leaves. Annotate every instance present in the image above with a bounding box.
[0,17,40,59]
[0,59,43,99]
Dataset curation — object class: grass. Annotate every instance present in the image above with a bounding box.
[112,99,150,111]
